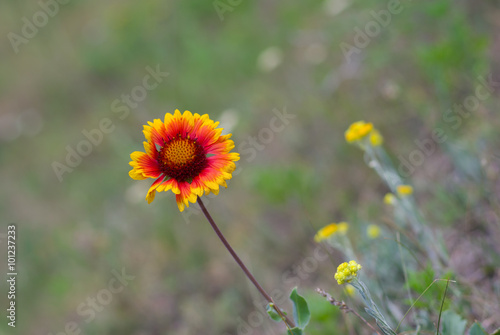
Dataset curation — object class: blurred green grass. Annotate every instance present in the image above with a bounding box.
[1,0,499,334]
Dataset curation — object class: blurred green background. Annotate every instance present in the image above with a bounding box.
[1,0,499,334]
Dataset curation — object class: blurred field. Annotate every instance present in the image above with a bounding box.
[1,0,500,334]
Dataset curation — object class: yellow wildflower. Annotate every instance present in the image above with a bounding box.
[314,222,349,243]
[383,193,395,205]
[369,128,383,146]
[334,260,362,285]
[396,185,413,197]
[344,285,356,297]
[345,121,374,143]
[336,222,349,234]
[367,224,381,239]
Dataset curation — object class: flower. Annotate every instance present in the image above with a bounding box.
[334,260,362,285]
[129,110,240,211]
[383,193,395,205]
[314,224,337,243]
[344,285,356,297]
[336,222,349,234]
[314,222,349,243]
[366,224,381,239]
[396,185,413,197]
[345,121,373,143]
[369,128,383,146]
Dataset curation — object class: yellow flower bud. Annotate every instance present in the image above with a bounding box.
[383,193,395,205]
[314,222,350,243]
[396,185,413,196]
[345,285,356,297]
[334,260,362,285]
[369,128,383,146]
[345,121,374,143]
[367,224,381,239]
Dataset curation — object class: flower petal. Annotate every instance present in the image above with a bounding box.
[146,176,166,203]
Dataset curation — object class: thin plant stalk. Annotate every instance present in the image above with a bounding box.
[364,144,446,270]
[197,197,296,329]
[397,232,419,328]
[436,280,450,335]
[351,278,397,335]
[395,279,456,332]
[316,288,382,335]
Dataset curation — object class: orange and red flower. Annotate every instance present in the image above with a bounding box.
[129,110,240,211]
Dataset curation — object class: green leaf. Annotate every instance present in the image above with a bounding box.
[266,303,283,322]
[441,310,466,335]
[490,328,500,335]
[289,287,311,329]
[287,327,304,335]
[469,322,488,335]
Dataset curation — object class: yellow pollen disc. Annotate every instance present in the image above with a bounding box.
[165,139,196,165]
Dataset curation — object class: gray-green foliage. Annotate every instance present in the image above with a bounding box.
[440,310,467,335]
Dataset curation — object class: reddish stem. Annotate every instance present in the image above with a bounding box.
[197,197,295,329]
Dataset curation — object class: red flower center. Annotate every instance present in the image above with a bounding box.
[158,136,208,182]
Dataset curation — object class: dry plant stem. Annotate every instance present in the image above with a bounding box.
[197,197,295,329]
[316,288,382,335]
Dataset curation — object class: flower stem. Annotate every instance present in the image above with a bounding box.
[316,288,382,335]
[197,197,295,329]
